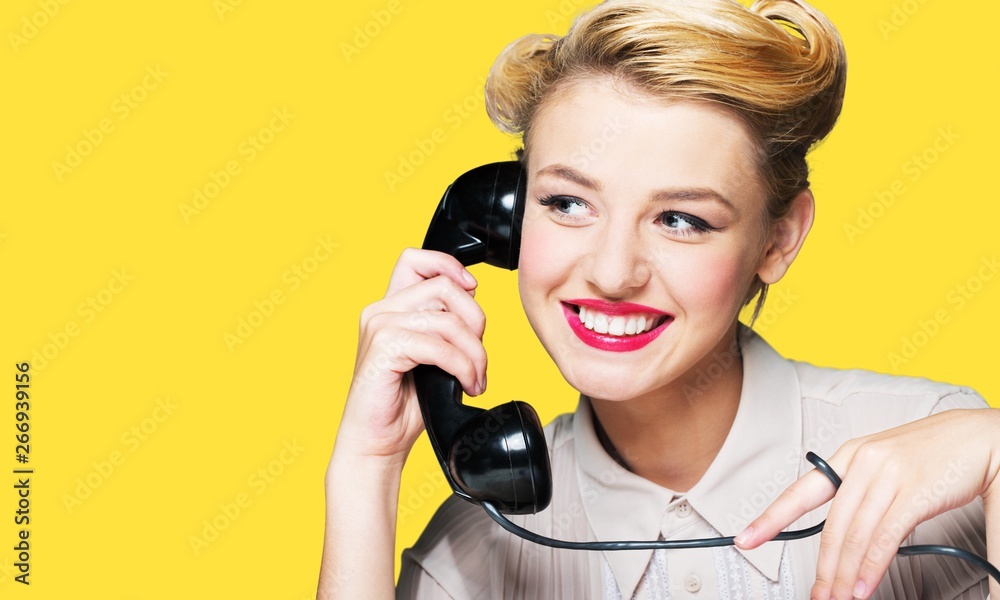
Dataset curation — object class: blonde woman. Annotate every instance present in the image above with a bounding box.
[319,1,998,598]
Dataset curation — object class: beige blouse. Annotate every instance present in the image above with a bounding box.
[397,327,992,599]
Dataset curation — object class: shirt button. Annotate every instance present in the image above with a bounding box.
[684,575,702,593]
[676,501,692,518]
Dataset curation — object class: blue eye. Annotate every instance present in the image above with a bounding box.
[537,195,590,219]
[659,211,716,234]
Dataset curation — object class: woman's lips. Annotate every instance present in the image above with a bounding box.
[560,301,672,352]
[565,298,670,316]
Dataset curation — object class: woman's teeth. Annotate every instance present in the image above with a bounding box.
[577,306,665,336]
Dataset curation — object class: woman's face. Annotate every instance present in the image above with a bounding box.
[518,76,773,402]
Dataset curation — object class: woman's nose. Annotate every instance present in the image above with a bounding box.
[581,224,652,296]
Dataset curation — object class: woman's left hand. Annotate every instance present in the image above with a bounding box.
[733,408,1000,600]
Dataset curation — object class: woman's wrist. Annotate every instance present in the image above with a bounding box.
[320,442,404,600]
[326,442,408,492]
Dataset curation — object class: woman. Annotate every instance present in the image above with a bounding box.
[319,0,999,598]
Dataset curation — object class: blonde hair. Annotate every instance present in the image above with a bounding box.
[485,0,847,320]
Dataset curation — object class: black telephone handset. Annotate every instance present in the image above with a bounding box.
[415,161,553,515]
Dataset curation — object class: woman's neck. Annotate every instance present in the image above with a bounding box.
[587,329,744,493]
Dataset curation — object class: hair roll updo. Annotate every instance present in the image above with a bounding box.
[485,0,847,318]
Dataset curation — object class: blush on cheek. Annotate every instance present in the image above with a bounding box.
[675,254,750,314]
[517,221,544,279]
[517,219,562,308]
[517,211,572,280]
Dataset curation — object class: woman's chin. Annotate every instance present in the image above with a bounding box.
[568,376,649,403]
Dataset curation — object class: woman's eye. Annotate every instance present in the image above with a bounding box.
[659,211,714,234]
[538,195,591,219]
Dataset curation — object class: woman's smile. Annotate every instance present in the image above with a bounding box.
[561,300,672,352]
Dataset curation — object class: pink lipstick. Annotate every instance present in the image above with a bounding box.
[561,300,672,352]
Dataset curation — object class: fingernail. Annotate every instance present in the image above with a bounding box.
[481,373,487,393]
[853,579,867,598]
[734,526,754,546]
[461,269,477,286]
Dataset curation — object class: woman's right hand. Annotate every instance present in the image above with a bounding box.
[333,247,488,465]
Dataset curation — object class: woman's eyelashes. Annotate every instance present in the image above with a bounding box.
[537,195,591,219]
[536,195,719,235]
[658,211,719,234]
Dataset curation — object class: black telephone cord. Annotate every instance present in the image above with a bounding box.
[481,452,999,585]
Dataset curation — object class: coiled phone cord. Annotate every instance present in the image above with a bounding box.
[481,452,1000,585]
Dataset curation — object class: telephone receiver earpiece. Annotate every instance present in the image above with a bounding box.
[415,162,553,515]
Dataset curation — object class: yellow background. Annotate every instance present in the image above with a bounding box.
[1,0,996,597]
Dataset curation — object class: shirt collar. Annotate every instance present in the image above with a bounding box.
[574,326,803,597]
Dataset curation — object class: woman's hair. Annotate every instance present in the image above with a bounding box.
[485,0,847,320]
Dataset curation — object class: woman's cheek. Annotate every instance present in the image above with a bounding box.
[517,218,566,308]
[672,250,749,315]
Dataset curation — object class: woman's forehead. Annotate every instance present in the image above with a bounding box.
[525,78,765,204]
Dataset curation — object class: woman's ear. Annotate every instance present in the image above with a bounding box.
[757,188,815,285]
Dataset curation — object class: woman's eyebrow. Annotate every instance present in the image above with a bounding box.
[535,164,737,213]
[651,188,737,213]
[535,164,601,191]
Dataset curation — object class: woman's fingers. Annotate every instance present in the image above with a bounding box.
[365,273,486,340]
[384,247,477,299]
[734,465,841,550]
[810,476,871,597]
[741,411,999,599]
[360,310,488,397]
[813,472,897,600]
[338,248,488,460]
[827,496,913,600]
[359,275,487,391]
[341,309,489,459]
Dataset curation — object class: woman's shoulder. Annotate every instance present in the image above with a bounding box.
[744,326,988,419]
[787,357,988,416]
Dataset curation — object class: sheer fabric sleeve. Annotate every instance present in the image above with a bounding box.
[394,496,496,600]
[396,553,456,600]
